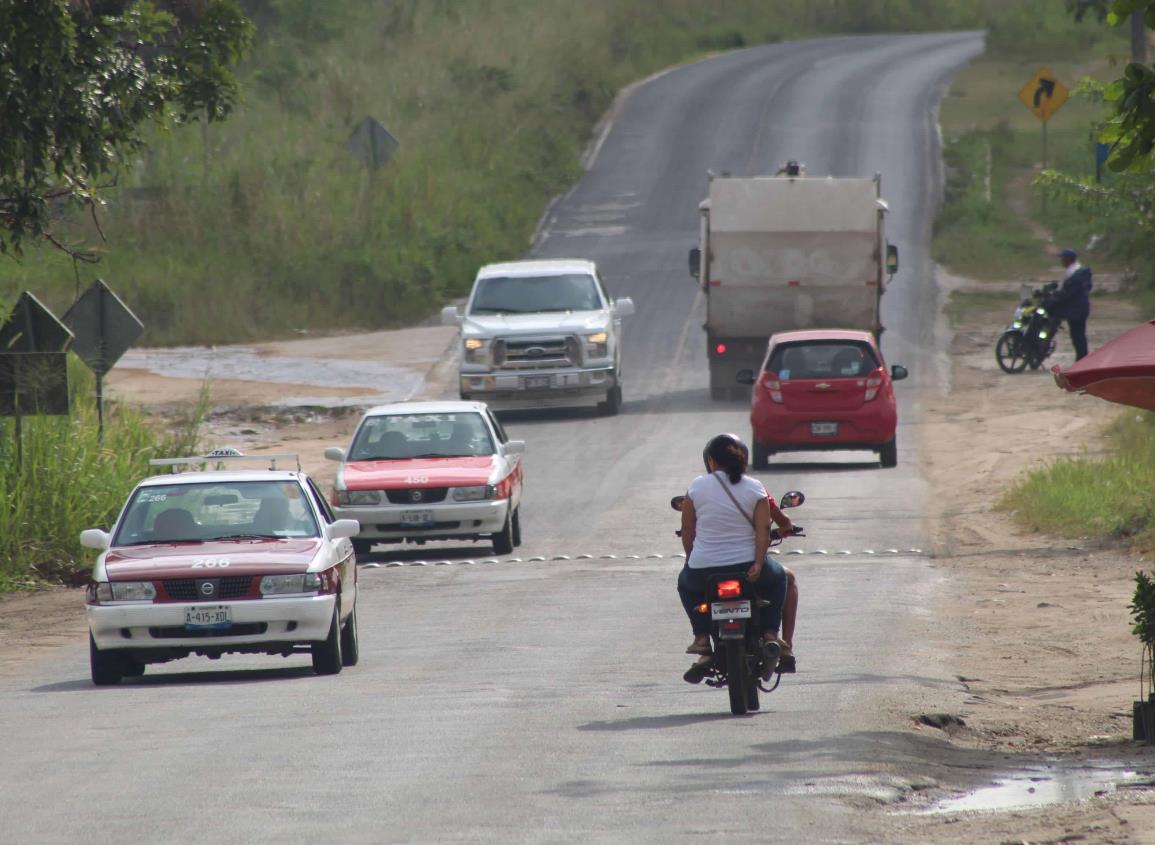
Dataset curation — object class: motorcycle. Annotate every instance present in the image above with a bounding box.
[995,281,1061,374]
[670,489,805,716]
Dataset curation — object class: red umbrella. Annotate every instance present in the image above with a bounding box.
[1053,319,1155,411]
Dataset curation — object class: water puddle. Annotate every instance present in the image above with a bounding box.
[920,764,1155,814]
[117,347,422,408]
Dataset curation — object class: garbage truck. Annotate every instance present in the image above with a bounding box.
[689,173,898,400]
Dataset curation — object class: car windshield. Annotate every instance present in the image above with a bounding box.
[468,273,603,315]
[766,341,880,380]
[113,480,319,546]
[348,412,495,461]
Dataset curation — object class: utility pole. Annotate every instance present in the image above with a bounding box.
[1133,11,1149,64]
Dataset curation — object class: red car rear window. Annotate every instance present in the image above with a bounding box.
[765,342,879,379]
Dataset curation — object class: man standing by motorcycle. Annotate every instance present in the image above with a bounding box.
[1049,248,1093,361]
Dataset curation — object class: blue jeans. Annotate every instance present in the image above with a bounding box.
[677,556,787,636]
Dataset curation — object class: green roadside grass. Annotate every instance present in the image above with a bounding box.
[999,412,1155,546]
[0,367,203,593]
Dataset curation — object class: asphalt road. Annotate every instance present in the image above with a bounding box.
[0,33,984,844]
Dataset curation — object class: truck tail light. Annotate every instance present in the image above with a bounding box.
[715,343,727,356]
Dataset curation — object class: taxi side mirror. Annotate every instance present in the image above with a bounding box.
[324,447,346,463]
[80,529,111,551]
[503,440,526,456]
[891,365,908,381]
[688,247,701,279]
[886,244,899,276]
[328,519,360,540]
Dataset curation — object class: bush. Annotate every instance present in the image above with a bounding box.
[0,366,203,591]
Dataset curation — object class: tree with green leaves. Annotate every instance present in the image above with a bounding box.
[0,0,253,258]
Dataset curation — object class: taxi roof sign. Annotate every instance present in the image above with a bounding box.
[1018,68,1069,123]
[149,450,301,472]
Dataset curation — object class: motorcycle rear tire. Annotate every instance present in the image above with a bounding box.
[725,641,749,716]
[746,674,761,711]
[995,331,1029,374]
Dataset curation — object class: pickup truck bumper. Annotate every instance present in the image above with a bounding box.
[459,366,617,407]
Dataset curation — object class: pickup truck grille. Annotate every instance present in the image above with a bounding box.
[493,336,579,370]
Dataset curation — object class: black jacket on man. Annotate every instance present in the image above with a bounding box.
[1049,266,1092,321]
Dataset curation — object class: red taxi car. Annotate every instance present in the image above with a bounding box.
[737,329,908,469]
[326,401,525,556]
[81,451,361,685]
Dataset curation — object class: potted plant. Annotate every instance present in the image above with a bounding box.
[1131,571,1155,741]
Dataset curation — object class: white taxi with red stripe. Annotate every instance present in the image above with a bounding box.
[80,451,361,686]
[326,401,525,556]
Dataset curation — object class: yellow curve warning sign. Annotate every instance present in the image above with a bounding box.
[1018,68,1069,123]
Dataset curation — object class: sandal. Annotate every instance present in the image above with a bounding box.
[683,655,712,684]
[685,638,712,656]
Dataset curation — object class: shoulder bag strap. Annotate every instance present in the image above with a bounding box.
[712,472,756,529]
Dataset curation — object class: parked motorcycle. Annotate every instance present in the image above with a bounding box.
[995,281,1061,374]
[670,489,805,716]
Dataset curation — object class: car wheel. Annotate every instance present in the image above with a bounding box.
[352,539,371,559]
[597,385,622,417]
[751,436,770,470]
[89,634,123,686]
[512,508,522,548]
[492,513,515,556]
[311,604,343,675]
[879,438,898,469]
[121,658,146,678]
[340,605,359,667]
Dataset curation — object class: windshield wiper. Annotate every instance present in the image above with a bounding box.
[123,539,204,546]
[210,533,284,541]
[470,307,528,315]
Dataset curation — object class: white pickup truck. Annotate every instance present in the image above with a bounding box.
[441,259,636,415]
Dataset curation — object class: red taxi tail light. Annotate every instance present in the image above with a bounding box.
[716,579,742,599]
[864,368,884,402]
[494,477,512,500]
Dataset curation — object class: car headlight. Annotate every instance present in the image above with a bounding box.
[336,489,381,506]
[464,338,484,350]
[259,573,323,596]
[109,581,156,602]
[453,485,494,502]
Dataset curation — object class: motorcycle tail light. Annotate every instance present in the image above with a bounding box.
[717,579,742,599]
[722,621,743,633]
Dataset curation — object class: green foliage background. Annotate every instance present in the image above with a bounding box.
[1,0,1124,345]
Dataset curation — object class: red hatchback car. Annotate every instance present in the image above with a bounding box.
[737,329,908,469]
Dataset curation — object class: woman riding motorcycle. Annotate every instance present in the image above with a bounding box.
[677,434,793,678]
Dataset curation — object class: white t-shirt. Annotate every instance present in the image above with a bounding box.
[686,471,768,569]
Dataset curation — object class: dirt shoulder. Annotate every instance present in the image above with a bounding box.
[895,272,1155,842]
